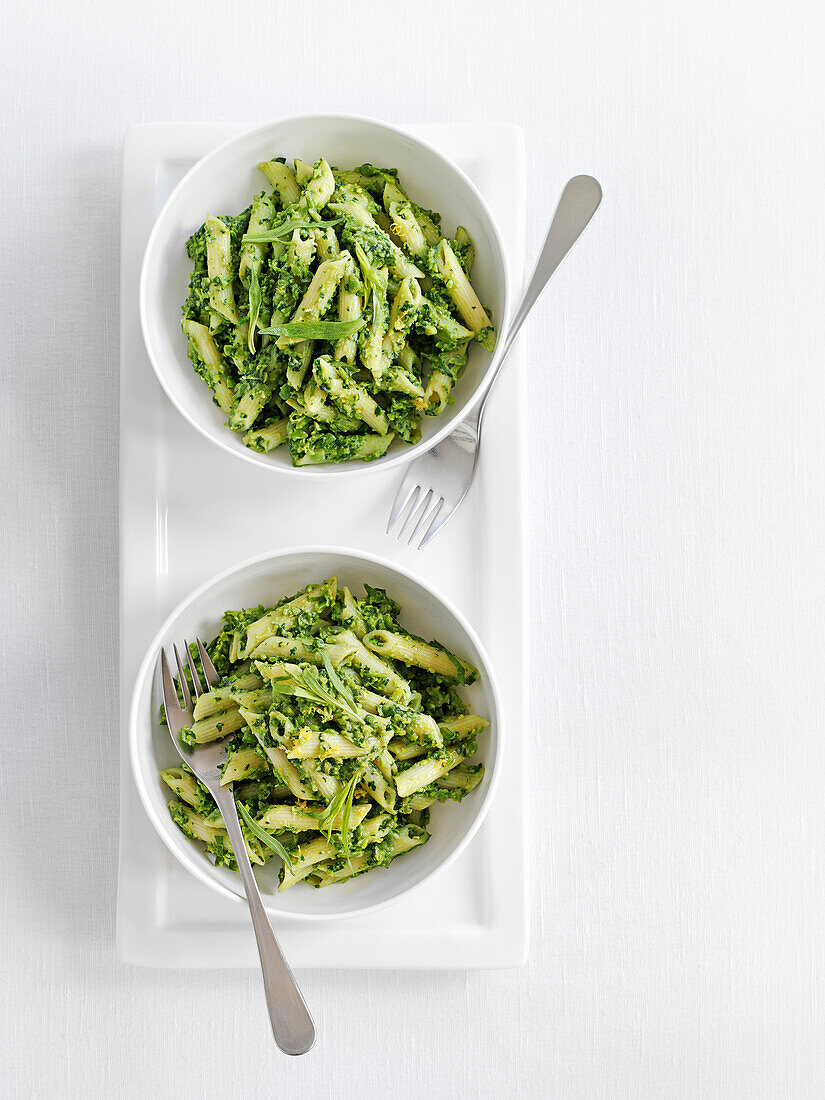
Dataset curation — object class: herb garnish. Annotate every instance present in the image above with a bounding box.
[257,318,365,340]
[247,265,262,353]
[268,658,363,724]
[242,217,341,245]
[317,769,361,862]
[237,800,294,872]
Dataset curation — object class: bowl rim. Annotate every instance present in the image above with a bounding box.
[138,111,512,479]
[128,544,504,920]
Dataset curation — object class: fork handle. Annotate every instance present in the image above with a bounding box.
[475,174,603,429]
[214,788,316,1055]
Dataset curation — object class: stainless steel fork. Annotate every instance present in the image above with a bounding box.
[388,174,603,548]
[159,639,316,1056]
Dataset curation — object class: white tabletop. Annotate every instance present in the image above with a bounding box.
[2,0,822,1096]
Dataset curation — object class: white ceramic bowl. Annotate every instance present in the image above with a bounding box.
[139,113,510,477]
[129,547,502,919]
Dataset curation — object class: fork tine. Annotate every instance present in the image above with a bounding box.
[159,648,180,720]
[399,487,431,540]
[173,643,191,710]
[418,502,453,548]
[408,496,442,547]
[184,641,203,697]
[196,637,219,689]
[388,483,420,537]
[410,496,444,548]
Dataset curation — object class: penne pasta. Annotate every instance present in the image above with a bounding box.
[433,239,495,351]
[204,215,240,325]
[362,630,478,683]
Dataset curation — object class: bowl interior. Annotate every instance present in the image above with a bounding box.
[130,548,500,919]
[140,115,509,475]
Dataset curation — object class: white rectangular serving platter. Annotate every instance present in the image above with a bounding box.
[117,122,529,968]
